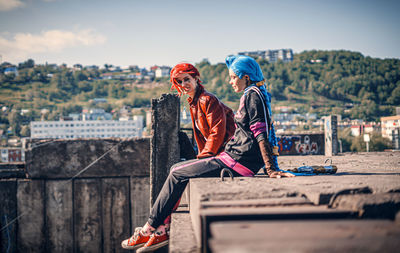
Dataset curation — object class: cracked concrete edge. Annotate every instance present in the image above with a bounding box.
[332,192,400,219]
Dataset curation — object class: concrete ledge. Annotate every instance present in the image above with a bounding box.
[209,220,400,253]
[25,138,150,178]
[170,207,198,253]
[332,192,400,219]
[186,152,400,252]
[0,163,26,178]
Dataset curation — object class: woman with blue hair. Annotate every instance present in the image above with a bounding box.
[223,55,295,178]
[121,55,293,252]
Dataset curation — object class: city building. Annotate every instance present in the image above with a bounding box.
[30,117,143,139]
[0,147,25,162]
[155,66,171,78]
[381,115,400,141]
[82,108,112,121]
[238,49,293,63]
[350,125,362,136]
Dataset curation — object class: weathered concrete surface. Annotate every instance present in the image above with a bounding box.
[188,151,400,221]
[0,163,26,178]
[25,138,150,178]
[324,115,338,156]
[332,193,400,219]
[0,137,152,252]
[150,94,180,205]
[74,179,102,253]
[131,177,150,229]
[17,180,45,252]
[0,179,17,253]
[46,180,73,253]
[102,178,130,253]
[170,206,197,253]
[209,220,400,253]
[175,152,400,252]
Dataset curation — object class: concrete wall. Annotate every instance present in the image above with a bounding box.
[0,138,150,253]
[150,94,180,205]
[277,132,325,155]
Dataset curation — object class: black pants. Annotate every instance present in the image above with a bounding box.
[148,157,240,228]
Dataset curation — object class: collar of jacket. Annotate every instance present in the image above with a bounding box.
[187,84,204,106]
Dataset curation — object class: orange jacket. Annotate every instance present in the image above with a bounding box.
[188,86,235,159]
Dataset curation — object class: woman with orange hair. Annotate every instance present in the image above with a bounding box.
[170,63,235,159]
[121,63,235,251]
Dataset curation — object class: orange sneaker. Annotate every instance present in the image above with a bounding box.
[136,232,169,252]
[121,227,150,250]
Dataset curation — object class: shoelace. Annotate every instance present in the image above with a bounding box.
[131,227,143,243]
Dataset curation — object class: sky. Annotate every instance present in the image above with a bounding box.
[0,0,399,69]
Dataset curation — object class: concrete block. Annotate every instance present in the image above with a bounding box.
[150,94,180,205]
[0,179,17,253]
[26,138,150,178]
[74,179,102,253]
[102,178,130,253]
[209,220,400,253]
[170,208,198,253]
[0,163,26,178]
[332,192,400,219]
[324,115,338,156]
[17,179,45,252]
[130,177,150,230]
[46,180,73,253]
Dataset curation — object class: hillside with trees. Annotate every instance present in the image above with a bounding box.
[197,50,400,121]
[0,50,399,138]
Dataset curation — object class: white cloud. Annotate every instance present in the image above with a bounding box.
[0,0,25,11]
[0,29,106,63]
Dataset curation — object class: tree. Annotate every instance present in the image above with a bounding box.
[387,83,400,105]
[18,59,35,69]
[7,110,22,136]
[369,133,392,151]
[20,125,30,137]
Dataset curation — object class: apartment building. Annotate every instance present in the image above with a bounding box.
[238,49,294,63]
[381,115,400,141]
[30,116,144,139]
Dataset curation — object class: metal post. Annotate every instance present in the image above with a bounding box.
[364,134,370,152]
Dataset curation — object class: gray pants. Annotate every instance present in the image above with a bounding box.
[148,157,240,228]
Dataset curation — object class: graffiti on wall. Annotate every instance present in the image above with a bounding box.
[277,134,323,155]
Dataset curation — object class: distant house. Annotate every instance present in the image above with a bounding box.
[150,65,159,72]
[381,115,400,141]
[350,125,362,136]
[85,65,99,70]
[93,98,108,104]
[73,64,83,71]
[364,124,374,134]
[4,67,18,76]
[1,148,25,162]
[101,73,113,80]
[155,66,171,78]
[20,109,30,115]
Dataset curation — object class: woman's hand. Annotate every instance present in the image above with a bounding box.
[267,169,296,178]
